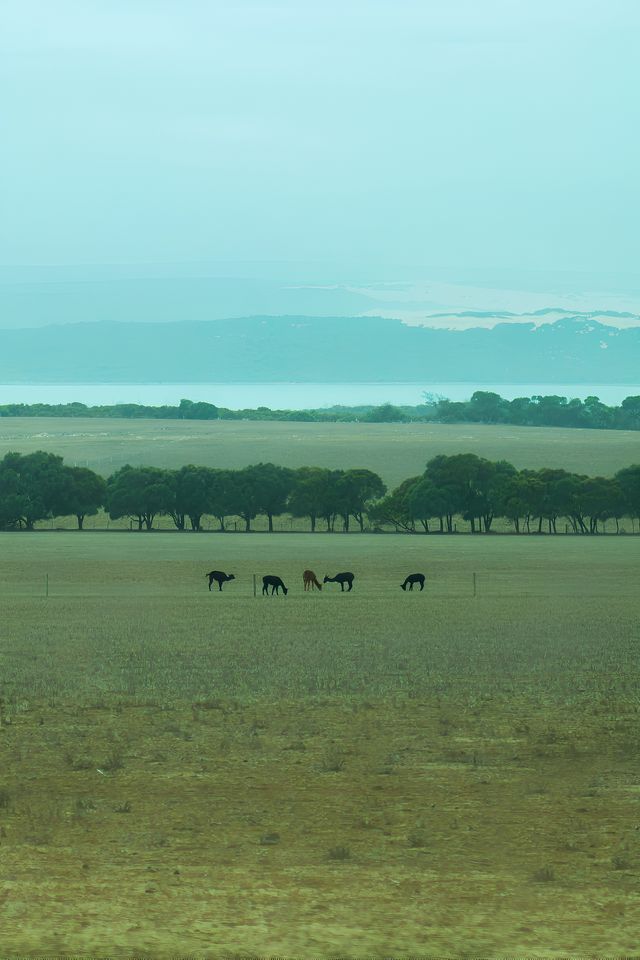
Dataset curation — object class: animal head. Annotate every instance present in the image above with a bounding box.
[400,582,407,590]
[228,574,236,581]
[323,575,329,583]
[283,585,289,595]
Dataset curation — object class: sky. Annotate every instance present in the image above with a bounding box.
[1,0,639,282]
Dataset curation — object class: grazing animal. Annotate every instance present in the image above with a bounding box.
[262,575,288,596]
[401,573,425,592]
[206,570,236,592]
[303,569,322,591]
[323,572,354,592]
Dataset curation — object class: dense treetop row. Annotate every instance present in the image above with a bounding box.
[1,450,639,534]
[1,391,640,431]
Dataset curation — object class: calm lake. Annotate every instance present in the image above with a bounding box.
[0,382,638,409]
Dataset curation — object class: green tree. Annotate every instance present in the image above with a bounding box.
[319,469,345,531]
[362,403,409,423]
[0,451,70,529]
[432,399,469,423]
[425,454,516,532]
[528,468,584,533]
[177,399,219,420]
[615,464,640,522]
[579,476,620,533]
[406,477,450,533]
[227,465,262,532]
[252,462,295,532]
[467,391,509,423]
[619,396,640,430]
[368,477,421,532]
[205,468,236,531]
[288,466,334,532]
[170,465,216,531]
[500,472,540,533]
[579,396,613,429]
[63,466,106,530]
[530,395,570,427]
[334,468,386,532]
[106,465,174,530]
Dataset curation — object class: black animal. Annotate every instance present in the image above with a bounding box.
[323,572,354,592]
[206,570,236,592]
[262,575,288,596]
[401,573,425,591]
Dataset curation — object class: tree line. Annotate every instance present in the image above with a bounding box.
[1,450,639,534]
[1,391,640,431]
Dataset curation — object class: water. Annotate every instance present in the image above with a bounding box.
[0,382,638,410]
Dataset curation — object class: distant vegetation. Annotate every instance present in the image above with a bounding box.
[1,449,638,534]
[1,390,640,431]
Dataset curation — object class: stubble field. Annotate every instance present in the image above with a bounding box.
[1,416,639,488]
[1,532,639,956]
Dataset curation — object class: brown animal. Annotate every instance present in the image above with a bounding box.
[303,569,322,591]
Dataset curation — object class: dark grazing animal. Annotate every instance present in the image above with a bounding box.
[303,569,322,591]
[323,572,354,592]
[262,575,288,596]
[206,570,236,592]
[401,573,425,591]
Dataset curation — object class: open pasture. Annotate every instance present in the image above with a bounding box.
[1,416,639,487]
[1,532,639,956]
[0,533,639,701]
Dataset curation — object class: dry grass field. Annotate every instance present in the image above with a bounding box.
[1,533,639,956]
[1,416,639,488]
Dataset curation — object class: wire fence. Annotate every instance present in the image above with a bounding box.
[1,569,637,601]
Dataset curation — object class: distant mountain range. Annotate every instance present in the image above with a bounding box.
[1,269,640,331]
[1,315,639,383]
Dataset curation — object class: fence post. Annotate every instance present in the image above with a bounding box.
[473,572,477,598]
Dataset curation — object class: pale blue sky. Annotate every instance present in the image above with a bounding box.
[1,0,638,275]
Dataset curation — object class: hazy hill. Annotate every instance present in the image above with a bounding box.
[1,315,639,383]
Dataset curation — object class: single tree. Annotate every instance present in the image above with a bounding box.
[334,468,386,532]
[63,466,106,530]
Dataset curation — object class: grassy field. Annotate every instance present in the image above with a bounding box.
[1,532,639,955]
[1,416,639,488]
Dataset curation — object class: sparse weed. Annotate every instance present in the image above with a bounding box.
[101,750,124,773]
[64,751,94,771]
[327,845,351,861]
[407,828,429,848]
[320,747,346,772]
[259,832,280,845]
